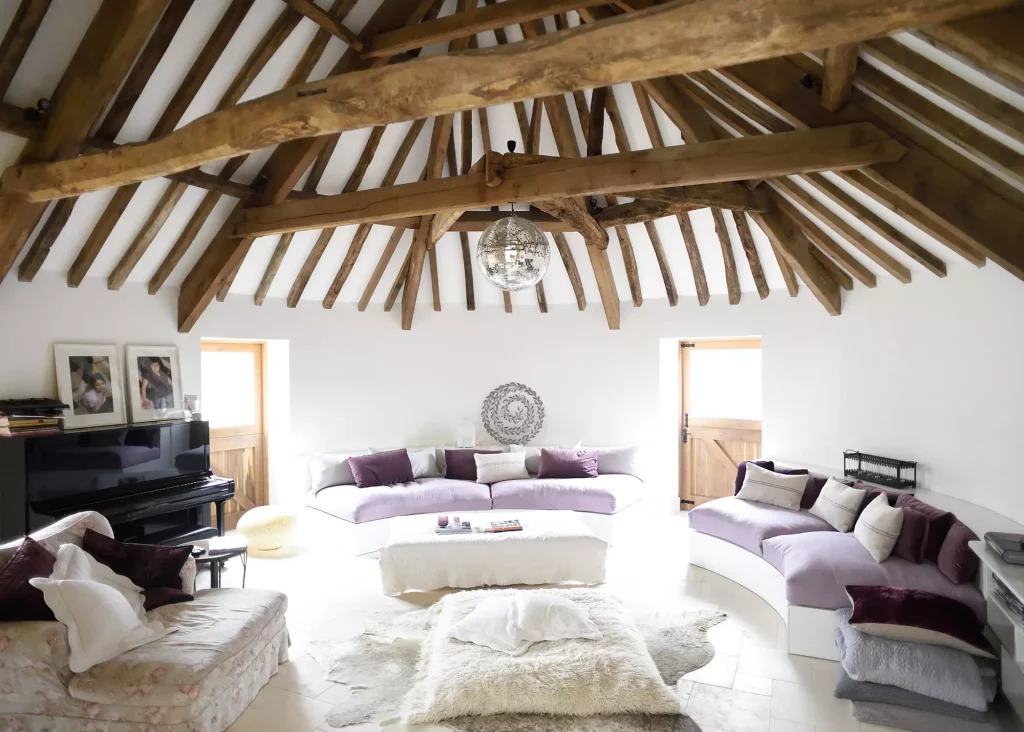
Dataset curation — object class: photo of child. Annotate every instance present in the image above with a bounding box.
[138,356,175,410]
[69,356,115,415]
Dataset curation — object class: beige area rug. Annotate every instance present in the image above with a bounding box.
[309,601,724,731]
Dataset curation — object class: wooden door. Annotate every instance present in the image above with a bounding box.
[680,339,763,507]
[200,341,267,530]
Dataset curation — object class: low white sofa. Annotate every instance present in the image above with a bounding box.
[0,512,289,732]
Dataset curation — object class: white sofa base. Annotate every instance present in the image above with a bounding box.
[689,529,839,661]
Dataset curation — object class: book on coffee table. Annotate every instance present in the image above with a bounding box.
[484,520,522,533]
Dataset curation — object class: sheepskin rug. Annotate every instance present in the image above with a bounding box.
[310,590,723,731]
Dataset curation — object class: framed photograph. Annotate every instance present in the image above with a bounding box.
[126,345,184,423]
[53,343,126,429]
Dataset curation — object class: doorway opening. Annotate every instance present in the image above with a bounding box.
[200,340,268,530]
[679,338,763,507]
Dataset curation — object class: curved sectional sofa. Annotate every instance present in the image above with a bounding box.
[688,465,985,660]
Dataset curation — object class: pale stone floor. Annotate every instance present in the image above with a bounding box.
[205,502,1014,732]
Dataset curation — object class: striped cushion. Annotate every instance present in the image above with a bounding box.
[810,478,867,532]
[854,494,905,562]
[735,462,808,511]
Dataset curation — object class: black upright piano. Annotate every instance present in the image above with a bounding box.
[0,420,234,545]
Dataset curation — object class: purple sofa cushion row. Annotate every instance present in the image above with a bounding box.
[895,495,957,563]
[445,449,501,482]
[310,478,492,523]
[538,448,599,479]
[846,585,993,658]
[688,496,834,556]
[937,521,980,584]
[761,530,986,620]
[350,449,415,488]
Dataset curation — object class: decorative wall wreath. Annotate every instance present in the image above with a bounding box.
[481,382,545,444]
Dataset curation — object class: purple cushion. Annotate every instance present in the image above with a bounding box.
[0,537,56,621]
[309,478,492,523]
[856,485,900,520]
[490,474,643,515]
[537,448,599,479]
[761,531,985,620]
[937,521,980,584]
[688,496,833,556]
[83,529,193,611]
[847,585,993,658]
[349,449,415,488]
[444,449,500,482]
[895,495,957,563]
[892,507,929,564]
[734,460,773,495]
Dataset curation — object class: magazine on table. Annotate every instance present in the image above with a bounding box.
[484,520,522,533]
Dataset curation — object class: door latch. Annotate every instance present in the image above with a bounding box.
[681,428,688,444]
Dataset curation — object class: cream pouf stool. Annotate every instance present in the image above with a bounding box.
[236,506,297,551]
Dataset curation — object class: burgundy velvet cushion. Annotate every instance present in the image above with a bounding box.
[734,460,773,495]
[937,521,980,584]
[892,507,930,564]
[348,449,415,488]
[444,449,500,481]
[847,585,994,658]
[82,529,193,611]
[895,495,957,563]
[0,537,57,621]
[537,448,599,479]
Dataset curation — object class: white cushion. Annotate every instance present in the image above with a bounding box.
[30,547,173,673]
[593,446,642,478]
[510,445,542,475]
[854,493,905,563]
[809,477,867,532]
[736,462,807,511]
[308,451,367,491]
[446,592,602,656]
[474,451,529,484]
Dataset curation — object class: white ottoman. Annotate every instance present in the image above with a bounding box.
[378,511,607,595]
[236,506,297,551]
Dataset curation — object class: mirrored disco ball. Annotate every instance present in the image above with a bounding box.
[476,215,550,291]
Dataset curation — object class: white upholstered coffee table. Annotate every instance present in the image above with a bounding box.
[378,511,607,595]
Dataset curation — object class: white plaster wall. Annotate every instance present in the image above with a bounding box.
[1,261,1022,521]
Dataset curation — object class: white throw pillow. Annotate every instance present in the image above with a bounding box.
[29,577,173,672]
[447,592,602,655]
[854,493,905,563]
[510,445,542,475]
[736,462,808,511]
[50,544,146,618]
[308,451,367,491]
[474,451,529,484]
[370,447,440,479]
[592,446,642,478]
[809,477,867,532]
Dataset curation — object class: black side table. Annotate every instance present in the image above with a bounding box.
[194,536,248,588]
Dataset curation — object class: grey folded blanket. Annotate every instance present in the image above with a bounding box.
[834,609,994,712]
[851,700,1000,732]
[835,666,988,722]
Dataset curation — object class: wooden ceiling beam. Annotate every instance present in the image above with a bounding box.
[0,0,52,97]
[776,193,876,287]
[809,242,854,290]
[6,0,1008,204]
[711,207,741,305]
[919,8,1024,91]
[359,227,405,311]
[865,37,1024,147]
[239,123,905,236]
[364,0,607,58]
[596,199,698,226]
[552,233,586,311]
[821,44,859,112]
[282,0,364,50]
[732,211,769,299]
[0,0,171,284]
[254,233,294,305]
[628,183,770,212]
[455,127,475,312]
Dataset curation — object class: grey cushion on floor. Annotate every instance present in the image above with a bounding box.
[850,700,1000,732]
[835,667,988,722]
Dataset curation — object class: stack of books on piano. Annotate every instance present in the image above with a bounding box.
[0,398,68,436]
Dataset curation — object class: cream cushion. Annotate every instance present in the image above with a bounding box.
[809,477,867,533]
[736,462,808,511]
[474,451,529,484]
[854,493,905,563]
[236,506,297,551]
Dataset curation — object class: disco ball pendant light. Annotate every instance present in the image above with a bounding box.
[475,141,551,292]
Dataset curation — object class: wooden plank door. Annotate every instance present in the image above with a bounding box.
[680,338,763,507]
[200,341,267,530]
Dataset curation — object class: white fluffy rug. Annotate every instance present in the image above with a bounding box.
[309,591,723,731]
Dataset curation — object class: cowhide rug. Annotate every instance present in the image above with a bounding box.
[308,602,724,732]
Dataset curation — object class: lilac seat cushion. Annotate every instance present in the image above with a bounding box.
[761,530,986,620]
[537,448,599,479]
[445,449,500,482]
[309,478,492,523]
[688,496,834,556]
[490,474,643,515]
[349,449,415,488]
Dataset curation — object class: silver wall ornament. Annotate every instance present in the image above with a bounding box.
[481,382,545,444]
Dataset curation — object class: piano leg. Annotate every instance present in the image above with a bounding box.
[215,499,226,536]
